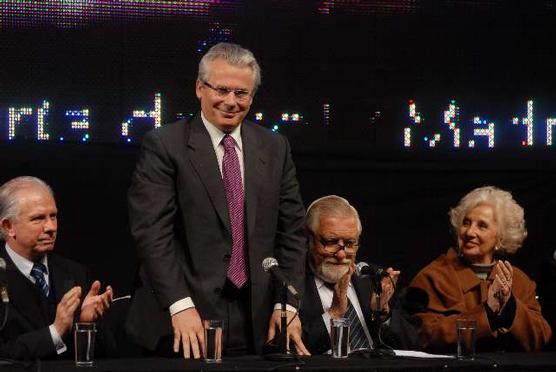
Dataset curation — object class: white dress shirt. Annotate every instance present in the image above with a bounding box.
[313,275,373,348]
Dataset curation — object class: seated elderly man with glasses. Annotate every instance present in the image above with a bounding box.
[298,195,417,355]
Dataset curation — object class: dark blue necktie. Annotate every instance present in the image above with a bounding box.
[345,298,371,351]
[31,262,50,297]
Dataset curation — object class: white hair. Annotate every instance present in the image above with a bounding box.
[449,186,527,254]
[0,176,53,239]
[198,42,261,91]
[306,195,362,236]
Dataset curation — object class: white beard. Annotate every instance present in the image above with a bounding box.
[315,258,351,284]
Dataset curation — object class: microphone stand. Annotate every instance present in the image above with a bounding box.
[368,276,395,357]
[264,280,296,361]
[0,297,11,366]
[0,289,8,331]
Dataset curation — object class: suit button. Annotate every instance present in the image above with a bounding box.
[214,288,222,294]
[223,254,231,262]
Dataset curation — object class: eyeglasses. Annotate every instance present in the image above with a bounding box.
[202,80,252,102]
[316,236,359,255]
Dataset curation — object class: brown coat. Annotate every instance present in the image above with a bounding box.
[409,248,552,352]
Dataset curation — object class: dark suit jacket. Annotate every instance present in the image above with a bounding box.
[539,255,556,350]
[299,271,418,355]
[0,246,88,360]
[125,115,306,353]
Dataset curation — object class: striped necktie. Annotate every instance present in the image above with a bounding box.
[345,298,371,351]
[31,262,50,297]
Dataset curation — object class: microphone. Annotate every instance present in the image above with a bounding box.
[355,261,389,280]
[0,258,9,304]
[262,257,299,300]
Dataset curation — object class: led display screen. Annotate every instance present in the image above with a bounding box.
[1,1,555,152]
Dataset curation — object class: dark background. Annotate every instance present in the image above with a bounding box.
[2,143,554,300]
[0,1,555,319]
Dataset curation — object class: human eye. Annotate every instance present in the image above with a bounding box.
[462,218,471,227]
[234,89,249,99]
[321,238,337,247]
[30,214,46,222]
[216,87,231,96]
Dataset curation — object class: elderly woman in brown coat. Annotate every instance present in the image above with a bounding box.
[409,186,551,352]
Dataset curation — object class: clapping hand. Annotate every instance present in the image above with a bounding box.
[80,280,113,322]
[328,263,355,319]
[370,267,399,313]
[487,260,513,313]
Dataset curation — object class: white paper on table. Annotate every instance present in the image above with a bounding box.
[393,350,455,359]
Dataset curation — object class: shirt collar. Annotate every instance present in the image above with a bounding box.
[5,243,49,276]
[200,112,243,153]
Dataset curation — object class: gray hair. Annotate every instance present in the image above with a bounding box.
[0,176,53,239]
[449,186,527,255]
[198,42,261,91]
[306,195,362,237]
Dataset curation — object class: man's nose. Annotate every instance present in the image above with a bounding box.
[223,91,237,105]
[334,247,347,260]
[44,219,56,232]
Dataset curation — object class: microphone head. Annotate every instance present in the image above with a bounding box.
[355,261,370,277]
[262,257,279,273]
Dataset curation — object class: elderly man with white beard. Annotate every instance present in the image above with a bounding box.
[298,195,417,355]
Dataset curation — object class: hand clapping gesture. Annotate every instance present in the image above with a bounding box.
[370,267,399,314]
[328,264,355,319]
[487,260,513,313]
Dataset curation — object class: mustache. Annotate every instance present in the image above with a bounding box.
[323,257,352,265]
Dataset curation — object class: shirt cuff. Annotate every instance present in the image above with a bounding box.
[49,324,67,355]
[273,303,297,313]
[169,297,195,316]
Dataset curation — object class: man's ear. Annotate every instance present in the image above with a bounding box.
[195,79,203,100]
[0,218,15,238]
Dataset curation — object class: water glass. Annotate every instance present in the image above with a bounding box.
[204,320,222,363]
[330,318,350,358]
[456,318,476,360]
[74,322,97,367]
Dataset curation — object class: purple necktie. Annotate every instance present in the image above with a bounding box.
[222,134,248,288]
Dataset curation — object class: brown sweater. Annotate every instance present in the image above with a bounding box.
[409,248,552,352]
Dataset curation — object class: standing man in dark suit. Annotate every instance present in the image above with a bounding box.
[126,42,309,358]
[299,195,417,355]
[0,176,113,360]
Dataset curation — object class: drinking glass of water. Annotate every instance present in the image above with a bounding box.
[456,318,476,360]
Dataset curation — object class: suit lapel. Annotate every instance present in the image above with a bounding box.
[304,270,328,316]
[242,122,265,240]
[353,276,373,326]
[2,247,49,328]
[187,115,231,231]
[48,254,78,305]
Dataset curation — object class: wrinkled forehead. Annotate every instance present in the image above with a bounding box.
[13,186,56,212]
[463,202,497,221]
[316,214,360,237]
[206,58,256,86]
